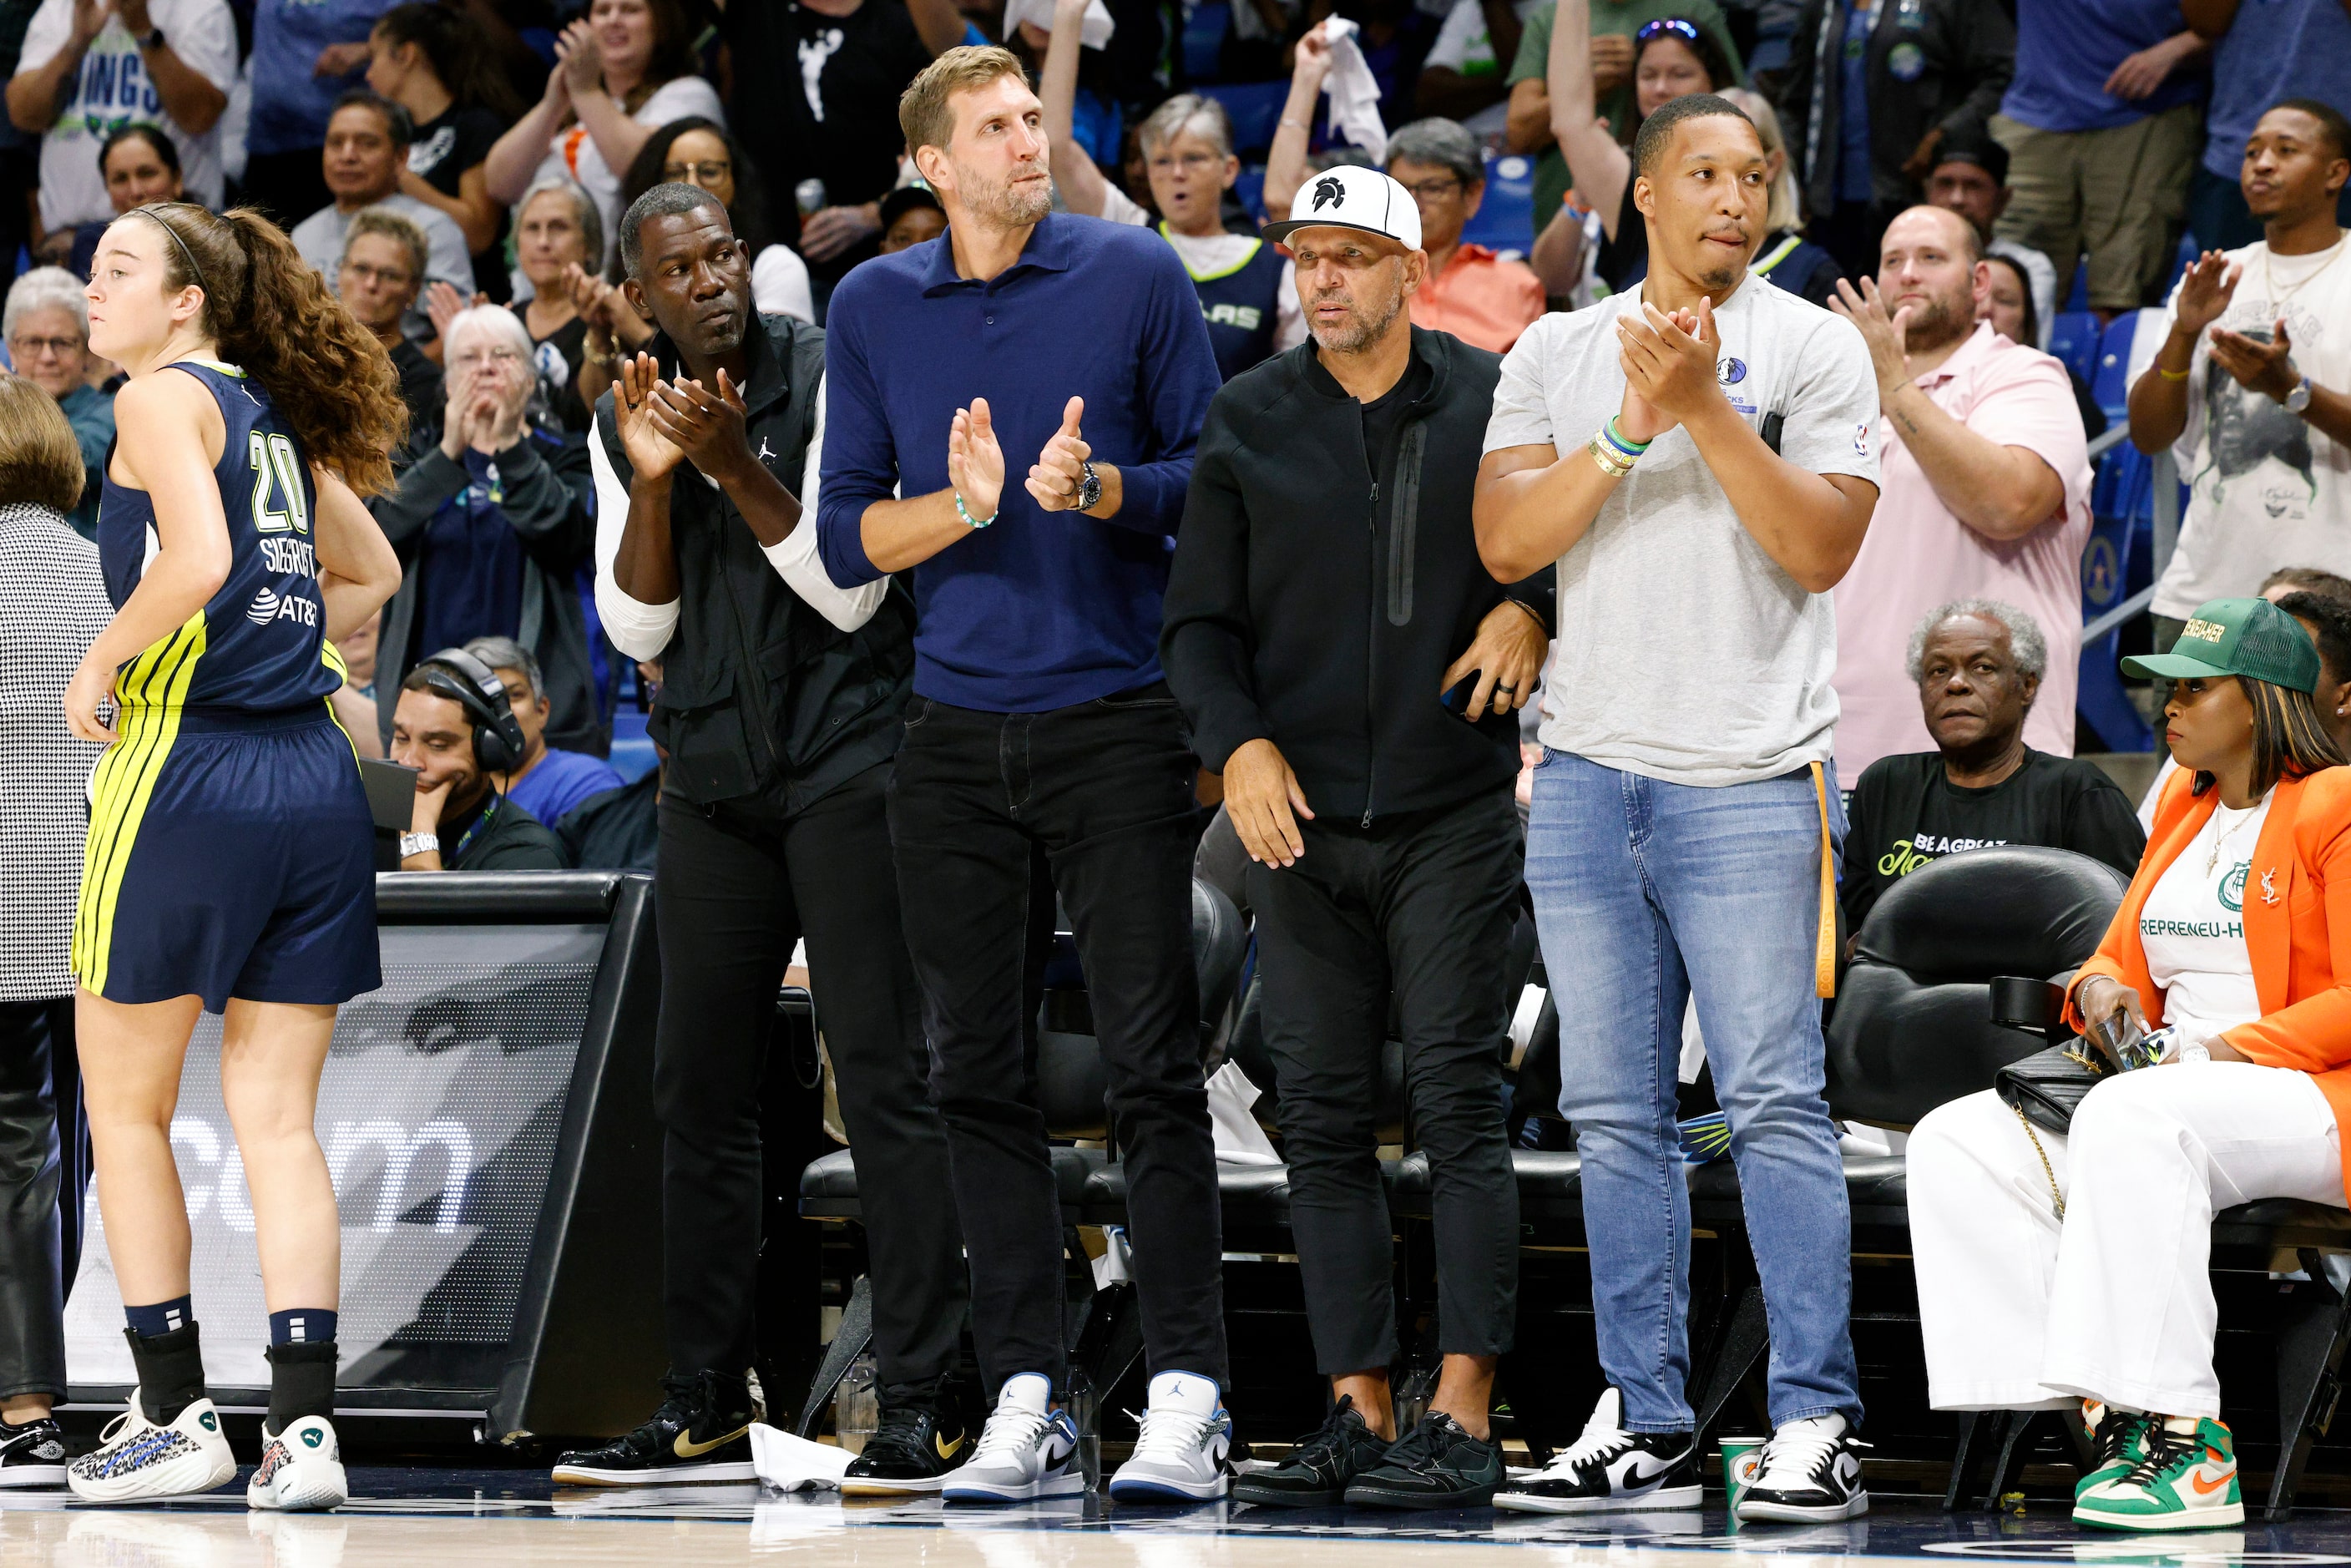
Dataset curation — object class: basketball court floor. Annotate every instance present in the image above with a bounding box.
[7,1476,2351,1568]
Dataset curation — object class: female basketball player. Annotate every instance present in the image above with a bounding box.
[61,202,406,1510]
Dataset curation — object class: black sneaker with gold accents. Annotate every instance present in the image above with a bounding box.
[843,1384,970,1497]
[551,1371,758,1486]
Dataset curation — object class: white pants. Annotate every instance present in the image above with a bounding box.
[1911,1064,2342,1417]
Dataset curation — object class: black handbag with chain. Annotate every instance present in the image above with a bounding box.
[1994,1042,2111,1136]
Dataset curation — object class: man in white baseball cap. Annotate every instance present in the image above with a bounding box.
[1161,157,1553,1510]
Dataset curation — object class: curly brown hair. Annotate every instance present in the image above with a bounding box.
[131,202,407,496]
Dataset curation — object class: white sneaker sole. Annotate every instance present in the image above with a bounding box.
[943,1468,1089,1504]
[841,1474,951,1497]
[1494,1483,1704,1515]
[68,1444,237,1502]
[550,1459,757,1486]
[0,1464,67,1489]
[249,1457,349,1512]
[1108,1468,1230,1503]
[1736,1490,1870,1524]
[2075,1499,2245,1531]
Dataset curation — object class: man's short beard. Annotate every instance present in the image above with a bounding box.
[954,155,1053,228]
[1309,287,1404,354]
[1904,286,1975,352]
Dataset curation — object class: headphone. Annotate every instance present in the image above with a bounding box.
[412,647,528,775]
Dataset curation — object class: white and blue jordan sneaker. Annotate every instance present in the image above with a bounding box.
[1110,1372,1231,1503]
[943,1373,1086,1504]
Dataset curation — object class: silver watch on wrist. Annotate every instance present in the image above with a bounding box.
[2285,374,2315,415]
[400,831,439,859]
[1073,459,1102,513]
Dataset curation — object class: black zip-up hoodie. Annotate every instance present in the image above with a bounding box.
[1162,326,1551,825]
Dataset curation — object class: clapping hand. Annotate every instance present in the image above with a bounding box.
[2210,317,2299,402]
[613,353,685,481]
[2173,250,2242,338]
[647,372,754,480]
[1615,302,1709,443]
[425,282,489,345]
[1829,275,1915,398]
[948,397,1005,524]
[555,18,603,98]
[1027,397,1092,511]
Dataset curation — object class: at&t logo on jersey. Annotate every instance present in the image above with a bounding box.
[246,586,317,629]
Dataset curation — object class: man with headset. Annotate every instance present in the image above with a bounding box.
[388,647,571,870]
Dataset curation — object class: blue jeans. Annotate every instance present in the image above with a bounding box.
[1526,751,1859,1432]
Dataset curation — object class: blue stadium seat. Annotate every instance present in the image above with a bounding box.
[2090,309,2151,425]
[1460,153,1536,255]
[1197,81,1288,159]
[2046,311,2099,386]
[1235,163,1267,222]
[1183,2,1231,84]
[2063,257,2088,312]
[608,706,657,783]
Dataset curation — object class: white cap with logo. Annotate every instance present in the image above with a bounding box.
[1261,164,1423,250]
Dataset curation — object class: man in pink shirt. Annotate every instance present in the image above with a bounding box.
[1827,204,2093,783]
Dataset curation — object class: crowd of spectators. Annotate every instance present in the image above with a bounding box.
[0,0,2333,873]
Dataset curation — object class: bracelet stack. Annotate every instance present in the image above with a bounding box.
[1587,416,1651,479]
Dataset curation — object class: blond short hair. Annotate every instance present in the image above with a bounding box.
[899,45,1028,161]
[341,205,430,286]
[0,374,87,513]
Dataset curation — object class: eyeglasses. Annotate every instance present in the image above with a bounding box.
[1147,150,1223,172]
[662,159,731,185]
[1400,175,1464,201]
[8,334,80,358]
[340,260,415,289]
[1636,17,1703,43]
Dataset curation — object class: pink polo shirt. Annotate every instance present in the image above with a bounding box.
[1830,321,2093,783]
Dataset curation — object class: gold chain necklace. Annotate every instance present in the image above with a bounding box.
[2205,804,2261,878]
[2260,230,2350,316]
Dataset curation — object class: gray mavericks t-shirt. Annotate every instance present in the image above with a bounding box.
[1484,276,1879,787]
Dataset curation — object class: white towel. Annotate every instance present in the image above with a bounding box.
[1005,0,1115,48]
[746,1424,853,1491]
[1206,1060,1282,1166]
[1318,17,1389,163]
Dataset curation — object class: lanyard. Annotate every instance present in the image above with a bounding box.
[449,794,501,864]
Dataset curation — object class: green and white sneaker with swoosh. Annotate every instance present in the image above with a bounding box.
[2078,1403,2155,1501]
[550,1371,759,1485]
[248,1415,348,1510]
[2075,1416,2243,1531]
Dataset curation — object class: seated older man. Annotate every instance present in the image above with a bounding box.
[336,207,444,434]
[3,266,110,538]
[1827,203,2094,785]
[1841,599,2145,936]
[290,90,474,302]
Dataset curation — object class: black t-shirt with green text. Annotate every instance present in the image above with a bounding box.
[1840,748,2146,933]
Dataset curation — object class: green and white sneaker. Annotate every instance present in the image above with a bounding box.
[2074,1416,2242,1531]
[2077,1403,2155,1501]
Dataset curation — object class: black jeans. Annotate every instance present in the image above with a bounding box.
[887,686,1226,1397]
[1246,788,1523,1375]
[0,997,84,1401]
[653,761,964,1388]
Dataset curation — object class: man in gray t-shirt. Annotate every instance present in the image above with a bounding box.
[1474,94,1883,1524]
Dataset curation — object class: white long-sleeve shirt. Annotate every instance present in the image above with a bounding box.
[590,376,887,662]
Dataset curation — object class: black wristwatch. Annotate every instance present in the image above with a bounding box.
[139,26,164,48]
[1073,459,1101,513]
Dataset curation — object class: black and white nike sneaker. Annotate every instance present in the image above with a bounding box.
[1734,1413,1869,1524]
[1494,1389,1701,1515]
[551,1371,759,1486]
[0,1414,67,1488]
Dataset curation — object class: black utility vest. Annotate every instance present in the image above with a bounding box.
[597,314,915,812]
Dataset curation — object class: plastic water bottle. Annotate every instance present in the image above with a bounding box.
[796,178,827,216]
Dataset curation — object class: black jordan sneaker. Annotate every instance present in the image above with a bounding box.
[1735,1414,1868,1524]
[1231,1395,1391,1507]
[1343,1413,1505,1510]
[551,1371,759,1486]
[842,1388,970,1497]
[1494,1388,1701,1515]
[0,1415,66,1488]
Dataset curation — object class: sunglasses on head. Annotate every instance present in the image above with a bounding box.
[1636,17,1703,43]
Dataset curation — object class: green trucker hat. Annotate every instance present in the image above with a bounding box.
[2122,596,2321,693]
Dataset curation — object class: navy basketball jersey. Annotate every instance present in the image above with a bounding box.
[1173,226,1286,382]
[97,361,342,716]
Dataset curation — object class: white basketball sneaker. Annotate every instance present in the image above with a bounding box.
[943,1373,1085,1504]
[67,1393,237,1502]
[1109,1371,1231,1502]
[248,1415,349,1511]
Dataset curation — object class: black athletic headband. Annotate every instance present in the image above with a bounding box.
[128,202,211,296]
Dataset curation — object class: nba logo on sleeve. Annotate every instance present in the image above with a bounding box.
[1853,422,1871,458]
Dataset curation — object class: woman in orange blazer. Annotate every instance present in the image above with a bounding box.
[1909,595,2351,1535]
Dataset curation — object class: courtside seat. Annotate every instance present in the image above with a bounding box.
[798,1146,1107,1222]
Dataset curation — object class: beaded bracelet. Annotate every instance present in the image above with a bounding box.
[955,492,997,529]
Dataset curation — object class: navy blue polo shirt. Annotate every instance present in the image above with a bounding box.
[816,212,1222,713]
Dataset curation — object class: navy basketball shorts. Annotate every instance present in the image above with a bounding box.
[73,705,380,1014]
